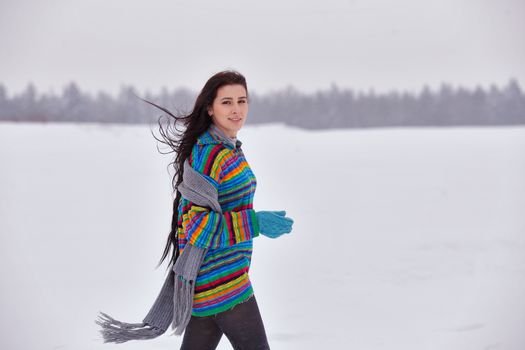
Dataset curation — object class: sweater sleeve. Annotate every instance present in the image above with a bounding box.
[182,145,260,249]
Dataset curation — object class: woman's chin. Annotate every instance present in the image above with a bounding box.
[228,121,244,131]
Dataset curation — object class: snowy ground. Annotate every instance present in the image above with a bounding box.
[0,121,524,350]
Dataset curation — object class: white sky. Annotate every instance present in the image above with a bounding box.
[0,0,523,97]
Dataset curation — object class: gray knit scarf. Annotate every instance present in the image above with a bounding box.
[95,158,223,342]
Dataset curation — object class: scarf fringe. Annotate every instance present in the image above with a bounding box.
[94,245,207,342]
[171,275,195,335]
[95,312,164,343]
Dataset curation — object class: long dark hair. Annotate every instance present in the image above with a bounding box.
[141,70,249,270]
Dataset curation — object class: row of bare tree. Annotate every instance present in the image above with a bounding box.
[0,79,523,128]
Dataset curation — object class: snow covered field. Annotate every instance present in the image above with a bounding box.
[0,121,524,350]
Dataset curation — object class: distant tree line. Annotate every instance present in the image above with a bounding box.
[0,79,523,129]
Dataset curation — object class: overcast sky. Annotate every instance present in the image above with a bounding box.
[0,0,523,97]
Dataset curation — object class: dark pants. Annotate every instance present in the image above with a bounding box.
[180,295,270,350]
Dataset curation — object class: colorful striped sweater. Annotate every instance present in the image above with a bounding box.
[176,123,260,317]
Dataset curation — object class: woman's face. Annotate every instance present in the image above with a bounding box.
[207,84,248,138]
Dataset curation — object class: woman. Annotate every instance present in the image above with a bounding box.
[96,70,294,350]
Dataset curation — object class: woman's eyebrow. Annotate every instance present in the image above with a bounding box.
[220,96,247,101]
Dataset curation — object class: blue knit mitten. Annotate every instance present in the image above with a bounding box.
[255,210,294,238]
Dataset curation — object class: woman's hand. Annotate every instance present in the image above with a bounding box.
[255,210,294,238]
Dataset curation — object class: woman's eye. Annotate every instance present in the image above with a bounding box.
[222,100,246,105]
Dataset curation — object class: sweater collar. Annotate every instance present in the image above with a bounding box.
[197,123,242,149]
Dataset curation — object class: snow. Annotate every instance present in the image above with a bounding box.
[0,121,524,350]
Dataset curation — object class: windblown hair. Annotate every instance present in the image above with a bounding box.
[141,70,249,270]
